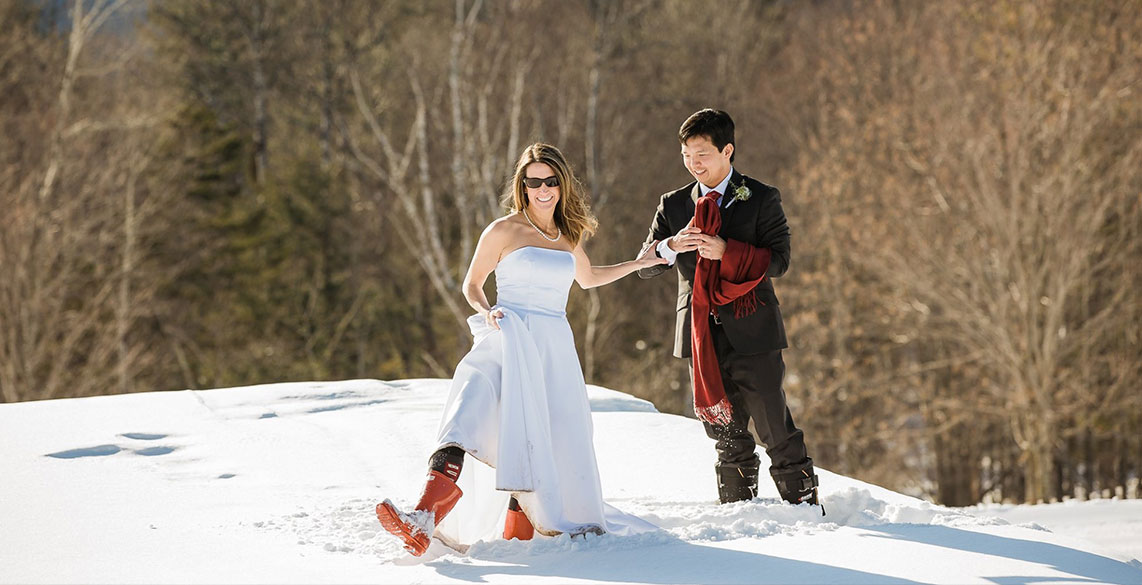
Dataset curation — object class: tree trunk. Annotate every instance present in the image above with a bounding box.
[1081,429,1094,499]
[934,431,975,506]
[117,158,141,395]
[250,1,270,184]
[319,21,334,169]
[449,0,470,273]
[1022,413,1057,503]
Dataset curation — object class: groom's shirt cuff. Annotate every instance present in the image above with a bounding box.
[656,239,679,266]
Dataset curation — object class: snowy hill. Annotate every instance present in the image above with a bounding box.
[2,379,1140,584]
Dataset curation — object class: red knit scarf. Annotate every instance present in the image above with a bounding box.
[690,194,771,425]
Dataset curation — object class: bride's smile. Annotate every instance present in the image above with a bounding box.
[523,162,561,218]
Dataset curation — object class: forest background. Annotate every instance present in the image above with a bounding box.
[2,0,1139,507]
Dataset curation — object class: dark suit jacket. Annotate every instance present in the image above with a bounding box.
[638,170,790,358]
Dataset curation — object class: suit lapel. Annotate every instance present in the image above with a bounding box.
[685,182,700,217]
[719,170,744,233]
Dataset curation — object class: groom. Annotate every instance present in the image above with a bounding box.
[638,108,820,510]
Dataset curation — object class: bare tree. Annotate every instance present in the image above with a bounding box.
[343,0,537,332]
[773,0,1142,502]
[0,0,159,402]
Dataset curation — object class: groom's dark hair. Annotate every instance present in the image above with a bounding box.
[679,108,735,162]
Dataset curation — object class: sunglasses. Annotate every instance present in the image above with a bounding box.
[523,176,560,189]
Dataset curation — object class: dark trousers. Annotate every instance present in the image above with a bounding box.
[694,318,809,474]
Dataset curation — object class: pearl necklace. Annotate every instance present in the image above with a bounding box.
[523,209,562,242]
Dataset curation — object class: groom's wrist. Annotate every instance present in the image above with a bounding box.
[656,239,678,266]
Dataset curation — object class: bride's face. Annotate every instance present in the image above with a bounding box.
[523,162,560,215]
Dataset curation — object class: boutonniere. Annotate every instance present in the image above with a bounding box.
[732,181,752,203]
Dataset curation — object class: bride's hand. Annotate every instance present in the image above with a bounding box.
[485,308,505,330]
[637,240,669,267]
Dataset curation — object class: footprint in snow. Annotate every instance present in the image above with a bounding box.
[45,434,177,459]
[135,446,177,457]
[120,433,167,441]
[46,445,122,459]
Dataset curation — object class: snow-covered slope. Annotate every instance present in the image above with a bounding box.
[2,379,1140,584]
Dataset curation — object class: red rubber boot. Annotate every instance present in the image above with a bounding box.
[503,508,535,541]
[376,470,463,556]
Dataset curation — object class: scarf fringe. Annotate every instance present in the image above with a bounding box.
[732,289,761,319]
[695,397,734,426]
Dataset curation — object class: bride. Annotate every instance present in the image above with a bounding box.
[376,143,665,556]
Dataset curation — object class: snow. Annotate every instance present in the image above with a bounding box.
[970,499,1142,562]
[2,379,1140,584]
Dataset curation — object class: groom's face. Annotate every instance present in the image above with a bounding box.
[681,136,733,189]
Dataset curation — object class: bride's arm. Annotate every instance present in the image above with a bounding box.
[463,222,509,328]
[573,240,667,290]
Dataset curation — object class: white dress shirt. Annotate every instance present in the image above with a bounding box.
[655,168,736,266]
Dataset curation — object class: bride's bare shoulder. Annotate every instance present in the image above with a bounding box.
[483,213,526,237]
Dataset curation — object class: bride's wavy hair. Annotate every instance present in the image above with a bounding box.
[503,143,598,247]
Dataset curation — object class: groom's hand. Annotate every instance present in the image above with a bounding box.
[693,233,726,260]
[668,218,702,253]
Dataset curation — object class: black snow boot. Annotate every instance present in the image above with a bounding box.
[772,461,823,515]
[716,462,759,504]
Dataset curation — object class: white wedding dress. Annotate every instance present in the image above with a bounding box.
[432,245,657,549]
